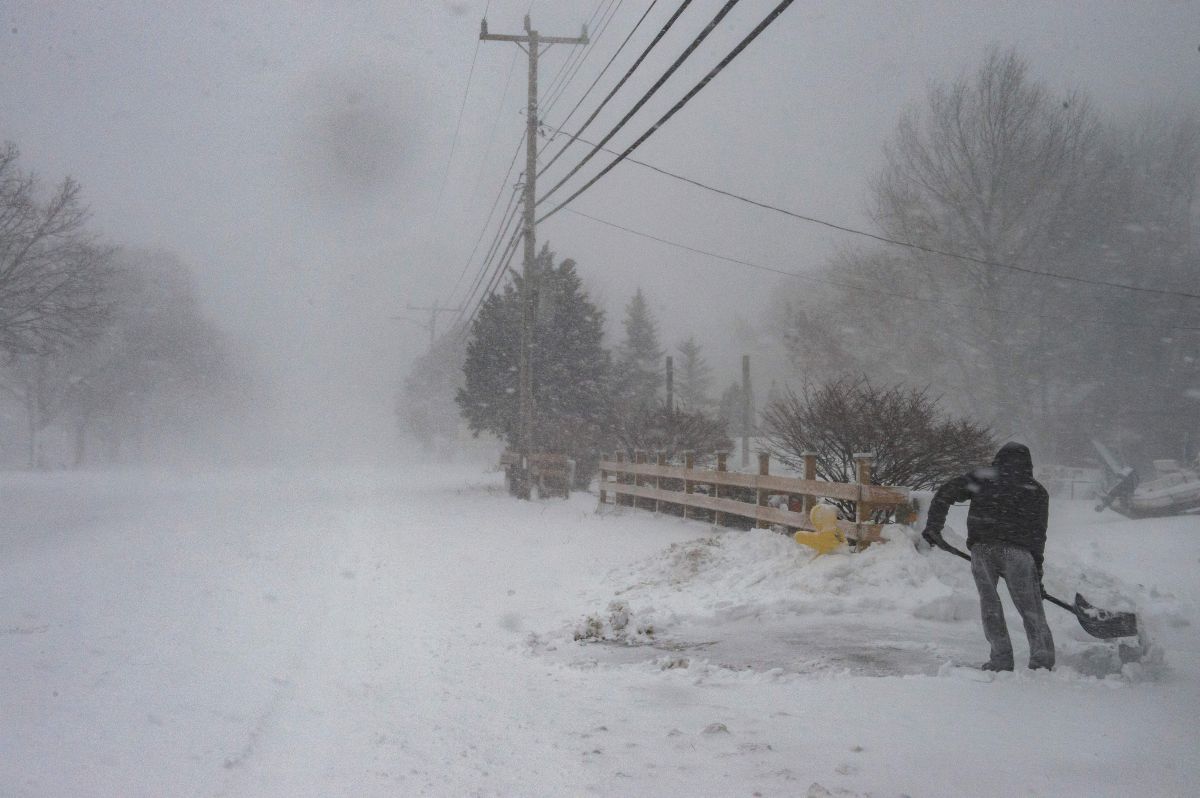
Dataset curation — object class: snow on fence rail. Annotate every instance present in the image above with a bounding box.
[599,450,912,546]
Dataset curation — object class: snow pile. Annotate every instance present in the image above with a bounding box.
[573,527,967,635]
[566,521,1172,681]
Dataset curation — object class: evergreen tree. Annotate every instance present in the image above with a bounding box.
[399,325,468,455]
[675,336,713,411]
[718,379,755,439]
[457,244,610,486]
[718,381,743,436]
[614,288,663,408]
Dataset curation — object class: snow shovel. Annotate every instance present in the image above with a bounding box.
[935,541,1138,640]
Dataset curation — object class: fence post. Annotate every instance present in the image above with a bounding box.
[801,451,818,518]
[655,451,667,514]
[635,450,647,511]
[854,452,875,549]
[614,451,626,506]
[757,451,770,528]
[683,451,694,521]
[715,451,728,527]
[600,454,608,506]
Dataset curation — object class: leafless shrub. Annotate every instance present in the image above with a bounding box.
[762,377,995,514]
[609,401,732,464]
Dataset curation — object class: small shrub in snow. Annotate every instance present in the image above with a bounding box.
[573,600,654,643]
[762,377,994,516]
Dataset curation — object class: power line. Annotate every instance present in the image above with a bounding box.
[542,0,658,154]
[447,130,527,305]
[460,218,524,336]
[543,0,625,115]
[455,142,525,316]
[436,0,492,210]
[538,0,692,180]
[537,0,796,219]
[451,180,520,309]
[537,0,737,206]
[540,0,609,106]
[465,47,520,213]
[557,133,1200,303]
[457,183,523,319]
[561,207,1200,335]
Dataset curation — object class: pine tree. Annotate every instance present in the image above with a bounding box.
[457,244,610,486]
[614,288,663,408]
[675,336,713,411]
[400,325,467,455]
[718,380,756,438]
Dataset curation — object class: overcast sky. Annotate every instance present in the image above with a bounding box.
[2,0,1197,459]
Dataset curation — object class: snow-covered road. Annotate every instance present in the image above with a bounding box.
[3,465,1198,797]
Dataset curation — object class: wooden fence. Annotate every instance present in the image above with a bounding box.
[599,450,911,546]
[499,451,574,498]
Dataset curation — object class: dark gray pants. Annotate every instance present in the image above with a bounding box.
[970,541,1055,670]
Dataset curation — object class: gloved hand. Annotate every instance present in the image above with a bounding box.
[921,528,947,551]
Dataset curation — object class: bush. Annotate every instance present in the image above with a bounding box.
[761,377,995,515]
[609,400,732,463]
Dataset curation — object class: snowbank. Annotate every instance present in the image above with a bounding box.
[563,511,1176,682]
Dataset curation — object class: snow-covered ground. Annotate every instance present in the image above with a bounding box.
[2,464,1198,797]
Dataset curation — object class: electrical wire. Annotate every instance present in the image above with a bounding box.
[537,0,797,219]
[540,0,609,106]
[448,129,526,304]
[560,207,1200,334]
[465,47,520,214]
[452,181,521,309]
[543,0,625,115]
[460,218,524,335]
[542,0,658,155]
[436,0,492,211]
[537,0,738,205]
[553,133,1200,303]
[537,0,690,180]
[457,186,523,320]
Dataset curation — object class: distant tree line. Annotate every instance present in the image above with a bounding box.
[402,47,1192,489]
[404,241,987,495]
[771,48,1200,468]
[0,142,236,467]
[397,244,737,486]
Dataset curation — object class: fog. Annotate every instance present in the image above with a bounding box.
[6,5,1200,795]
[1,0,1197,466]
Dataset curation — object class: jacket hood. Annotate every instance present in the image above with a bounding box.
[992,441,1033,482]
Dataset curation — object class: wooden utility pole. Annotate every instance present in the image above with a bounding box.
[405,300,463,350]
[480,14,587,499]
[741,354,752,468]
[665,355,674,413]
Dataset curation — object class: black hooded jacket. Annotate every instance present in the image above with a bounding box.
[924,443,1049,570]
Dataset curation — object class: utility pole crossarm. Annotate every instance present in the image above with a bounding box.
[403,301,463,350]
[480,33,588,45]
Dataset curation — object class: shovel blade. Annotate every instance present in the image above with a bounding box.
[1074,593,1138,639]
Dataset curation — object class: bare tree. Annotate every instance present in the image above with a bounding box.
[608,400,731,463]
[773,49,1124,452]
[0,142,111,355]
[1,249,232,467]
[871,48,1109,433]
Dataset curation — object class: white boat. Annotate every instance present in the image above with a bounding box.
[1093,441,1200,519]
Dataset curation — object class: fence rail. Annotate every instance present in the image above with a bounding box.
[499,451,574,498]
[599,450,911,546]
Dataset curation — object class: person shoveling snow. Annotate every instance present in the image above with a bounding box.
[922,442,1057,671]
